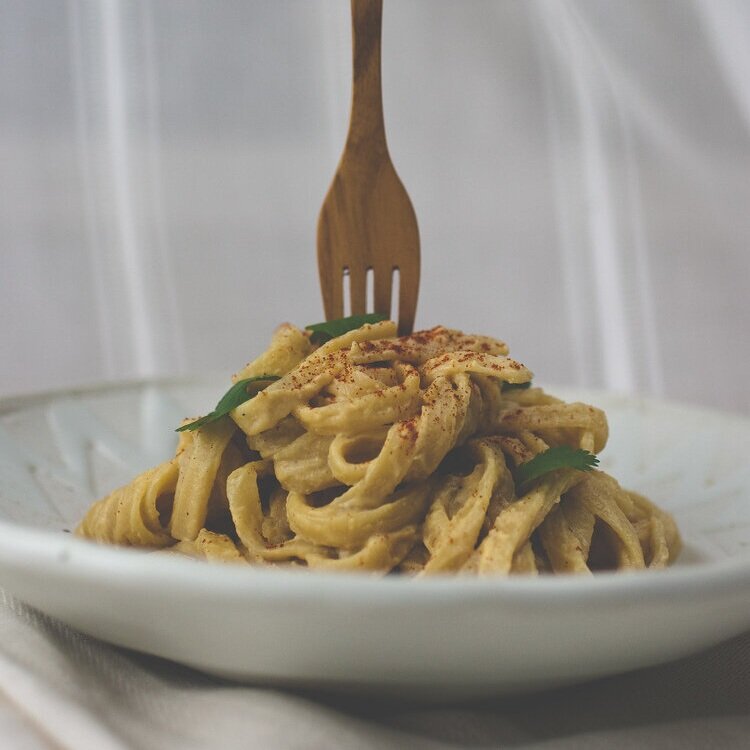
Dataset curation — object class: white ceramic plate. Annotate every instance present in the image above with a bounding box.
[0,378,748,697]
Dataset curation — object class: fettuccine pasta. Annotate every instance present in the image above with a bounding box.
[77,321,681,574]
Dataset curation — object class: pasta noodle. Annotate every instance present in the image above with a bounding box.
[77,321,681,574]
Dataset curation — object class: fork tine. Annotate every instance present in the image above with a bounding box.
[324,267,345,320]
[397,266,418,336]
[316,215,344,320]
[348,264,368,315]
[373,265,393,319]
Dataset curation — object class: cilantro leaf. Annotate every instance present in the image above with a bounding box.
[306,313,388,344]
[503,381,532,391]
[176,375,279,432]
[514,446,598,491]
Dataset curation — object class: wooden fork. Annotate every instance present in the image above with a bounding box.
[317,0,420,335]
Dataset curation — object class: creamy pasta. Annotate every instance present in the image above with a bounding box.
[77,320,681,574]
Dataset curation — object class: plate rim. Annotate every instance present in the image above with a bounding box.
[0,522,748,606]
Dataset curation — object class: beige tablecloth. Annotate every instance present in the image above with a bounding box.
[0,588,748,749]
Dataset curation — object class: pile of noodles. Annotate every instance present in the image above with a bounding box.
[77,321,681,574]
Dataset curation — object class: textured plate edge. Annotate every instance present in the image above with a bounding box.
[0,520,748,609]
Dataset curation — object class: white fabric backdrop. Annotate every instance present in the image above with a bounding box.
[1,0,749,408]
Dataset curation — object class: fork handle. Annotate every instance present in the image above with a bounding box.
[346,0,387,155]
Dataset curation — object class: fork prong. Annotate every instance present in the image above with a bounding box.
[325,267,345,320]
[373,265,393,319]
[348,264,368,315]
[316,219,345,319]
[397,265,418,335]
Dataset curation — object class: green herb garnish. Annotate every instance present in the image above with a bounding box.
[503,381,532,391]
[306,313,388,344]
[176,375,279,432]
[514,446,598,491]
